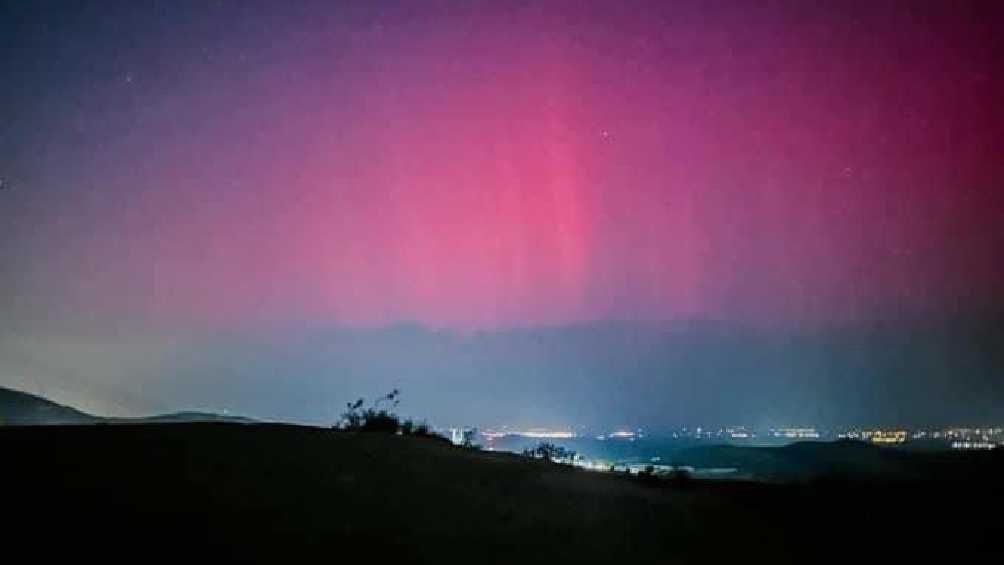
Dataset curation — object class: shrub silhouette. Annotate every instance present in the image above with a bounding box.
[339,390,402,433]
[522,442,576,463]
[337,390,440,438]
[359,409,400,433]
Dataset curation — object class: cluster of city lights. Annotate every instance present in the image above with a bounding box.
[469,425,1004,450]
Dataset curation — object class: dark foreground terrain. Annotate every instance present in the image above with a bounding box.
[4,424,1002,564]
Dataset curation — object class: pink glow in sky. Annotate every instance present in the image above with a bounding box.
[5,1,1002,329]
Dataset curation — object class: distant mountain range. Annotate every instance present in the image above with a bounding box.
[0,386,255,425]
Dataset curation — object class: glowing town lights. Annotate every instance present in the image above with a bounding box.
[951,441,997,450]
[771,428,821,439]
[518,429,576,439]
[864,430,908,444]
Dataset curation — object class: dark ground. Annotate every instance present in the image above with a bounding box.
[4,423,1002,563]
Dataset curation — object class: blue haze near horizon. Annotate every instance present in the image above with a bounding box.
[2,318,1001,430]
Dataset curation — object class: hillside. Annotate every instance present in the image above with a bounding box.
[4,423,1002,563]
[0,386,254,425]
[0,386,101,424]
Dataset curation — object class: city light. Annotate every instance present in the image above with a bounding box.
[466,423,1004,452]
[863,430,908,444]
[517,429,576,439]
[771,428,821,439]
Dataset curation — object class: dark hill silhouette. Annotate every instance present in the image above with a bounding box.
[4,422,1003,563]
[0,386,255,425]
[0,386,100,424]
[140,411,257,424]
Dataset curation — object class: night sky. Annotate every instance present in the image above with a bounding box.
[1,1,1002,428]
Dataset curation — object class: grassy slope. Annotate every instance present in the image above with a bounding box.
[3,423,1002,563]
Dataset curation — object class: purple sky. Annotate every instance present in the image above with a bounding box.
[1,1,1002,424]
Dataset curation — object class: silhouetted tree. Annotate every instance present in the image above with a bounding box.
[523,442,575,463]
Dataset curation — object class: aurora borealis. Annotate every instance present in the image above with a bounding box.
[1,1,1002,425]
